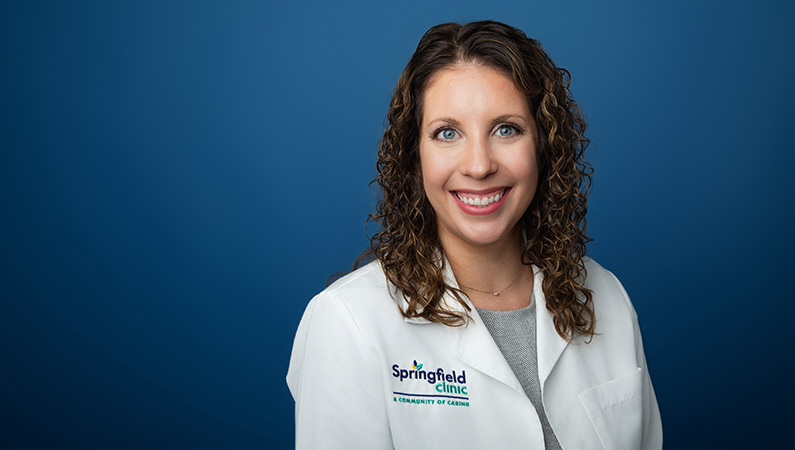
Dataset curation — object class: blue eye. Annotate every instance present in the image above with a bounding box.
[438,129,458,140]
[497,126,515,137]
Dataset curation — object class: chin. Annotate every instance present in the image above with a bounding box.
[459,228,515,247]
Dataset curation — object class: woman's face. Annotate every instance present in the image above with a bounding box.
[419,63,539,250]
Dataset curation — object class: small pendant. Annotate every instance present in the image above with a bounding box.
[493,291,500,296]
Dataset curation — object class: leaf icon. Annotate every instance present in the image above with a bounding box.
[413,359,418,367]
[417,363,423,370]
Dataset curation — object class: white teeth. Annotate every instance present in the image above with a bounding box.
[457,191,503,207]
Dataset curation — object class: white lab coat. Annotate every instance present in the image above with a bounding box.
[287,258,662,449]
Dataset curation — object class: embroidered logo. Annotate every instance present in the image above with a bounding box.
[390,360,470,408]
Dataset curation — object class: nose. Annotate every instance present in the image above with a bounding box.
[459,135,497,179]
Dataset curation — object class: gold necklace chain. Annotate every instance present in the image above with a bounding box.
[458,270,524,296]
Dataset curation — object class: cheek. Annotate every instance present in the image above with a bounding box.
[510,144,539,182]
[418,155,451,221]
[419,149,445,191]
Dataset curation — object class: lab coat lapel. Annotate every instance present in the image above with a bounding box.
[441,261,525,394]
[532,266,569,390]
[453,308,526,394]
[397,258,559,394]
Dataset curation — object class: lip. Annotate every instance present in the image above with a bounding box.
[455,187,507,196]
[450,187,510,215]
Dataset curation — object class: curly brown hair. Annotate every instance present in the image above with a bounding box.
[368,20,595,341]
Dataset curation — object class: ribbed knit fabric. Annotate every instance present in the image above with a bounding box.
[476,296,563,450]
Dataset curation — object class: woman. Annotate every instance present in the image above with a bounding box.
[287,20,662,449]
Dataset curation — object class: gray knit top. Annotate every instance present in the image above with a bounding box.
[475,296,563,450]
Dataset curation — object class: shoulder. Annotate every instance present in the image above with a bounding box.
[295,261,405,346]
[562,258,647,378]
[580,257,638,328]
[287,261,400,391]
[582,258,634,308]
[324,260,391,298]
[315,260,401,318]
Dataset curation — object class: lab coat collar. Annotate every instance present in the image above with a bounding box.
[532,267,570,390]
[395,257,569,392]
[393,255,469,324]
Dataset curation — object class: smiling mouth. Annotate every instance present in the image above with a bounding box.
[454,188,509,207]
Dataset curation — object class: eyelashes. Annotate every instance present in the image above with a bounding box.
[429,123,525,142]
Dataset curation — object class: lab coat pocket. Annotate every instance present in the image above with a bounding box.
[578,367,643,450]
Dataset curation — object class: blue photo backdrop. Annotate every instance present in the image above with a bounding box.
[2,0,794,448]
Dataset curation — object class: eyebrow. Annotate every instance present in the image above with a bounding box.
[425,116,461,128]
[425,114,529,129]
[490,114,528,127]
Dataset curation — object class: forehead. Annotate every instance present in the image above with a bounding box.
[421,64,529,125]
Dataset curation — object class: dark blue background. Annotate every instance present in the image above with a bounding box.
[2,0,793,448]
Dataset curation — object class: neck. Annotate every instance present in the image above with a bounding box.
[440,227,532,310]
